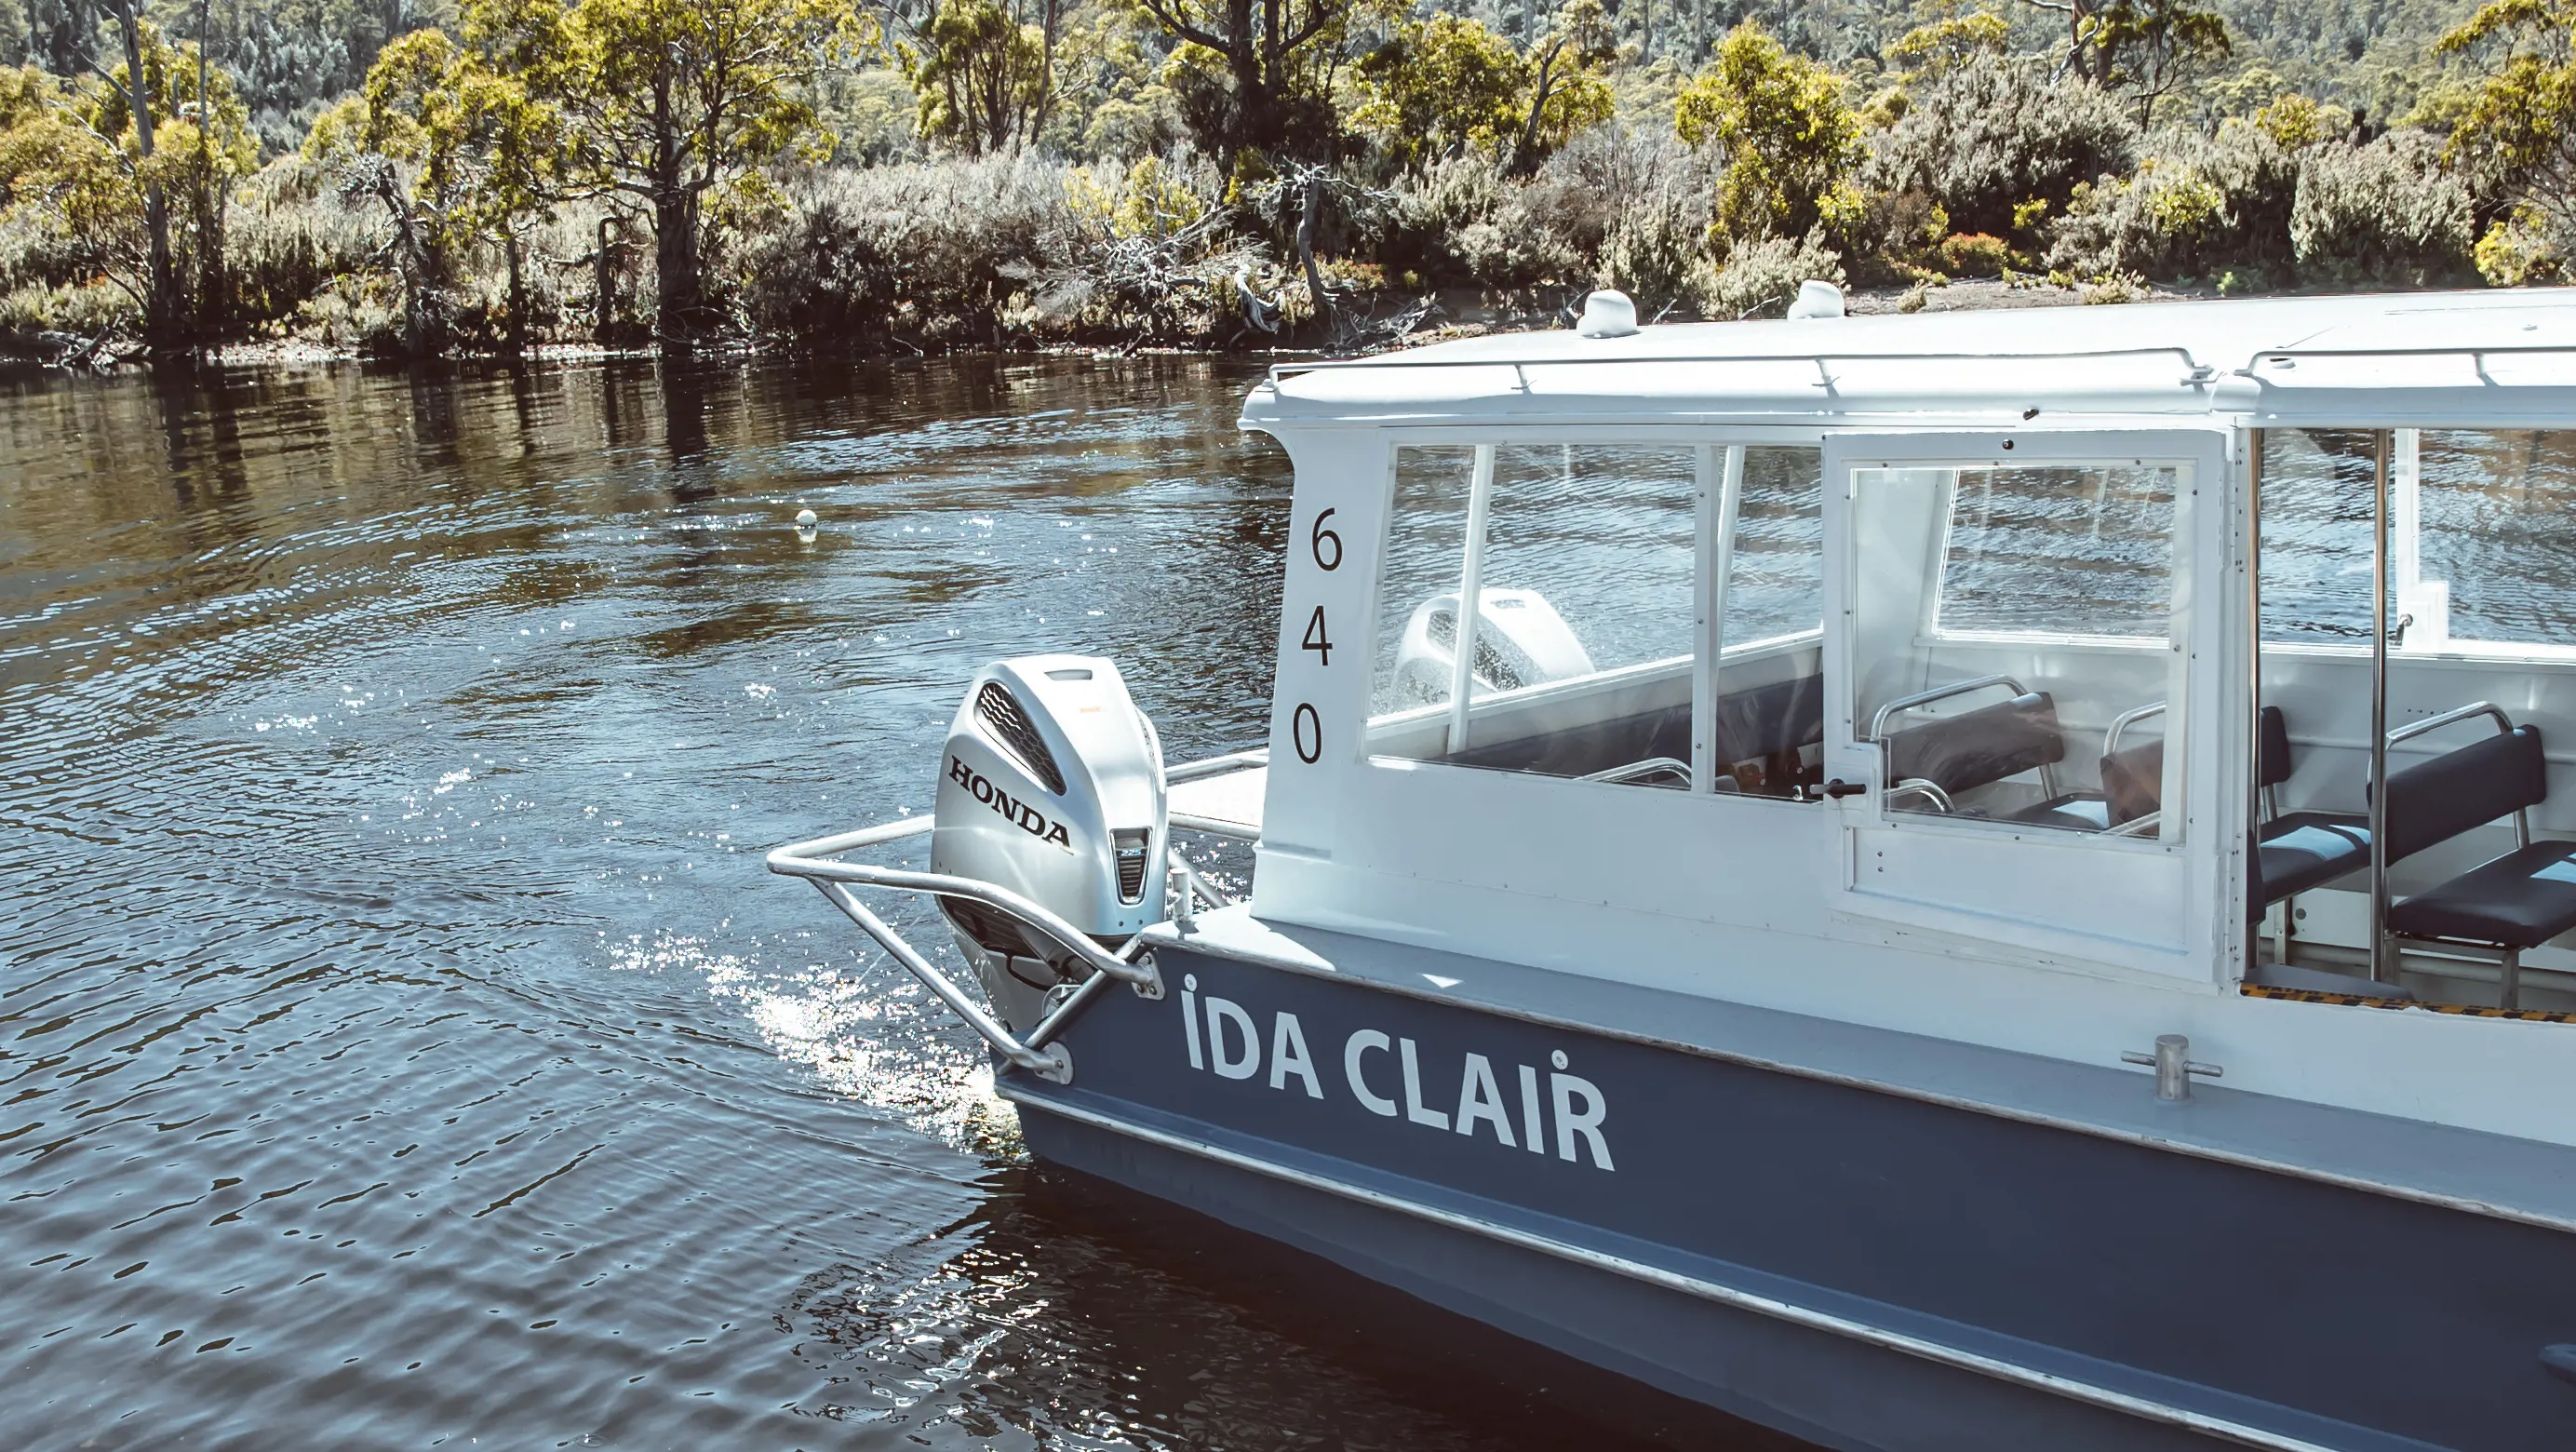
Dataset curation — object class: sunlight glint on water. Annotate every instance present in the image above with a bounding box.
[0,356,1761,1451]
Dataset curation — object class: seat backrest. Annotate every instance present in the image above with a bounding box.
[2258,705,2292,790]
[2381,725,2547,864]
[1885,692,2064,795]
[2101,738,2165,826]
[1710,673,1824,764]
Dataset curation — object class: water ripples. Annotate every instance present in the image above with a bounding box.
[0,356,1757,1450]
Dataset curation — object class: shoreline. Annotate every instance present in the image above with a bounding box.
[13,278,2204,376]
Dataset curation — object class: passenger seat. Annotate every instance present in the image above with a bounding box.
[2383,721,2575,1008]
[2252,706,2373,908]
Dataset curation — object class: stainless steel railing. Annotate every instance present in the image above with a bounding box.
[766,751,1263,1084]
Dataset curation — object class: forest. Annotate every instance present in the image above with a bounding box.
[3,0,2576,363]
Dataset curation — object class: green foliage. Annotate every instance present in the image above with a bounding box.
[1861,50,2139,239]
[1697,227,1843,318]
[0,25,255,341]
[900,0,1053,156]
[1886,7,2009,75]
[2438,0,2576,266]
[1351,2,1612,170]
[2045,114,2301,277]
[1354,13,1528,165]
[1934,230,2012,275]
[1674,23,1863,240]
[1133,0,1357,164]
[474,0,859,342]
[2290,128,2475,283]
[1594,182,1709,317]
[2475,205,2565,283]
[2070,0,2234,120]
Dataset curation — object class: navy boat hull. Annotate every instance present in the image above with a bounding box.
[1004,943,2576,1452]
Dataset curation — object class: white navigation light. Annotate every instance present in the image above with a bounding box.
[1787,279,1845,319]
[1576,289,1640,338]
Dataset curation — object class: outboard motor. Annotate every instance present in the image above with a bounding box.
[929,655,1166,1033]
[1388,588,1594,706]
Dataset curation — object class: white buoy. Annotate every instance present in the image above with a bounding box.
[794,508,818,528]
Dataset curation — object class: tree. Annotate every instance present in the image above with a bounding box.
[1349,1,1610,172]
[1132,0,1357,166]
[2439,0,2576,274]
[1351,13,1526,166]
[1,22,251,352]
[2015,0,2228,120]
[1506,0,1615,174]
[472,0,853,349]
[1674,23,1861,241]
[1886,7,2009,76]
[900,0,1053,156]
[106,0,179,353]
[307,26,570,355]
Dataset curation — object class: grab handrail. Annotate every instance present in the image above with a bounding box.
[1268,345,2214,390]
[767,748,1267,1085]
[2103,701,2167,761]
[1866,674,2032,744]
[2385,700,2514,746]
[2384,701,2529,851]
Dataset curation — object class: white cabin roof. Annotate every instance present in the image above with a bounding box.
[1241,288,2576,430]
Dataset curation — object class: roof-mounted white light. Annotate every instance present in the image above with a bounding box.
[1576,289,1640,339]
[1787,280,1845,320]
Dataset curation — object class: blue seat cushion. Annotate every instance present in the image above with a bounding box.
[2390,841,2576,949]
[2255,812,2370,908]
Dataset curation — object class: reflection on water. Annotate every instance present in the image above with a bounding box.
[0,357,1768,1449]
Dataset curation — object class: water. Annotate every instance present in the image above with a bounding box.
[0,358,1771,1450]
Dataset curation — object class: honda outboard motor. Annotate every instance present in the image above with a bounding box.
[929,656,1166,1034]
[1388,588,1594,706]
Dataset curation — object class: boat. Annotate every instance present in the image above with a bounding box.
[771,286,2576,1452]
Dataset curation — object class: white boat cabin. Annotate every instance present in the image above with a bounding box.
[1228,289,2576,1150]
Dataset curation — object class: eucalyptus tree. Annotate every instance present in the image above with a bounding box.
[491,0,856,347]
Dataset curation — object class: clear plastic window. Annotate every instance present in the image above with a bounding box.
[1852,462,2187,840]
[1367,442,1825,796]
[1370,444,1697,787]
[2408,430,2576,652]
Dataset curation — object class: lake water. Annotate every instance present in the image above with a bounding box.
[0,358,1778,1450]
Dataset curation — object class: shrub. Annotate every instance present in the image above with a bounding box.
[1934,231,2011,276]
[223,160,382,334]
[1674,23,1863,241]
[1596,183,1711,319]
[2290,130,2474,287]
[740,156,1068,351]
[1377,152,1511,286]
[2046,118,2303,281]
[1862,53,2138,240]
[1698,230,1844,319]
[1512,126,1705,273]
[2475,207,2565,287]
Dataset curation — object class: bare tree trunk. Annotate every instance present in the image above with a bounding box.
[194,0,225,354]
[596,216,619,341]
[114,1,180,358]
[650,74,702,353]
[504,232,528,357]
[1295,171,1328,334]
